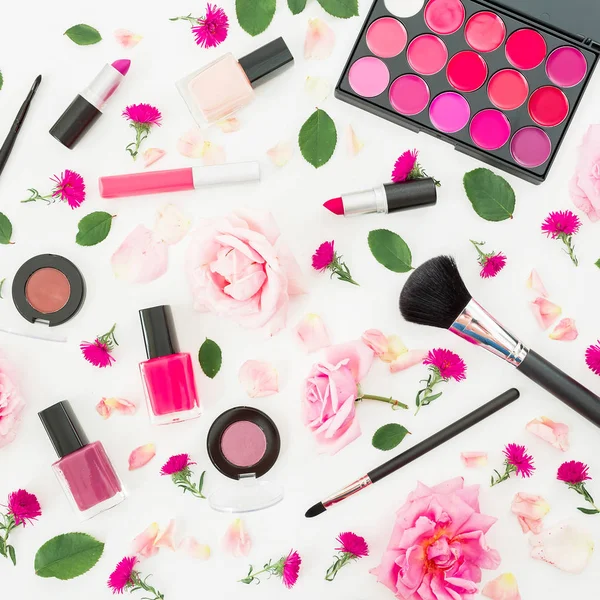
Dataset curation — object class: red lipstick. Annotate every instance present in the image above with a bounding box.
[324,179,437,217]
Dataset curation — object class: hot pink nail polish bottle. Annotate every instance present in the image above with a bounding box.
[38,401,125,520]
[139,305,201,425]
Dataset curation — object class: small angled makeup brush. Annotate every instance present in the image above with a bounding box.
[399,255,600,428]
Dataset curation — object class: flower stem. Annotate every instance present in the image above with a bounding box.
[21,189,53,204]
[329,254,359,286]
[171,469,206,499]
[99,323,118,349]
[358,394,408,411]
[239,559,282,585]
[569,483,600,514]
[490,462,515,487]
[325,552,355,582]
[408,163,441,187]
[129,572,164,600]
[126,125,150,160]
[0,514,17,565]
[168,14,198,24]
[560,234,579,266]
[469,240,488,260]
[415,370,443,414]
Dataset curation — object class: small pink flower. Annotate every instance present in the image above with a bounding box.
[192,4,229,48]
[160,453,195,476]
[336,532,369,558]
[304,18,335,60]
[7,489,41,526]
[122,103,162,160]
[80,324,118,368]
[238,360,279,398]
[530,297,562,330]
[423,348,467,381]
[557,460,591,484]
[461,451,488,468]
[549,318,578,341]
[482,573,521,600]
[511,493,550,534]
[51,170,86,209]
[585,340,600,375]
[491,443,535,486]
[526,416,569,451]
[470,240,506,278]
[107,556,138,594]
[312,241,335,270]
[161,454,206,500]
[128,443,156,471]
[391,149,418,183]
[282,550,302,588]
[295,313,331,353]
[541,210,582,266]
[526,269,548,297]
[223,518,252,557]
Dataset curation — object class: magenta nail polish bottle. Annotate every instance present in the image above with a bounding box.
[139,305,201,425]
[38,401,125,520]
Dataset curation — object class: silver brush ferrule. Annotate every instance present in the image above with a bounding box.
[449,299,529,367]
[322,475,373,509]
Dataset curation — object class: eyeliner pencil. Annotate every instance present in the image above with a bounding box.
[305,388,520,518]
[0,74,42,181]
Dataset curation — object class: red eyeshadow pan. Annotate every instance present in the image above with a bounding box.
[528,86,569,127]
[464,12,506,52]
[505,29,547,70]
[424,0,465,35]
[447,51,487,92]
[366,17,407,58]
[407,34,448,75]
[488,69,529,110]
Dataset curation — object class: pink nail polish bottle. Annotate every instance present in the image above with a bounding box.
[38,401,125,520]
[139,305,201,425]
[176,37,293,125]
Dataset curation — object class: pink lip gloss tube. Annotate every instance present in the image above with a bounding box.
[39,401,125,520]
[99,162,260,199]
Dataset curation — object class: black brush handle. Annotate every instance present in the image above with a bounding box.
[519,350,600,428]
[368,388,520,483]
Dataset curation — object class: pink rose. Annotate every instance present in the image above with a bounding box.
[186,209,305,335]
[570,124,600,222]
[0,355,24,449]
[371,477,501,600]
[302,341,373,455]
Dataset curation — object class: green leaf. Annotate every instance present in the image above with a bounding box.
[7,545,16,566]
[317,0,359,17]
[577,507,600,515]
[198,338,222,379]
[35,533,104,580]
[463,168,515,221]
[235,0,276,36]
[288,0,307,13]
[368,229,413,273]
[298,109,337,168]
[372,423,410,451]
[64,24,102,45]
[0,71,3,91]
[595,259,600,269]
[0,212,13,244]
[76,211,114,246]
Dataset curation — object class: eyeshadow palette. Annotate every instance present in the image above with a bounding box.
[336,0,600,184]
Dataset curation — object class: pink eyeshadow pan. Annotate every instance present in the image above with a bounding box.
[221,420,267,468]
[348,56,390,97]
[424,0,465,35]
[407,35,448,75]
[510,127,552,167]
[470,109,511,150]
[25,268,71,314]
[389,75,430,115]
[546,47,587,88]
[464,11,506,52]
[429,92,470,133]
[366,17,407,58]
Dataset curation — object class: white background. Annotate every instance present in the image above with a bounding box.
[1,0,599,598]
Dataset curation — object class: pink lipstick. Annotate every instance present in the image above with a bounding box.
[324,179,437,217]
[50,59,132,149]
[99,162,260,198]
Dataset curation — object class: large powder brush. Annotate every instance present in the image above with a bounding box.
[400,255,600,428]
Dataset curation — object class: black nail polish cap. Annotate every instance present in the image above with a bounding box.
[139,305,179,359]
[239,37,294,87]
[39,401,88,459]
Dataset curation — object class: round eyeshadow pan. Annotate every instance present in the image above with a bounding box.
[505,29,547,70]
[348,57,390,97]
[407,35,448,75]
[389,75,430,115]
[424,0,465,35]
[447,51,487,92]
[429,92,470,133]
[546,46,587,88]
[528,86,569,127]
[25,268,71,314]
[470,109,511,150]
[384,0,425,18]
[488,69,529,110]
[221,420,267,468]
[464,11,506,52]
[366,17,408,58]
[511,127,552,167]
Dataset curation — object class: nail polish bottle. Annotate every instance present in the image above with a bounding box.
[176,37,293,125]
[38,401,125,520]
[139,305,201,425]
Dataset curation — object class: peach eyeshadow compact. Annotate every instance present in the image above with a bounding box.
[336,0,600,184]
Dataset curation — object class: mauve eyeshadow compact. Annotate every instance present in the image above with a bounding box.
[336,0,600,184]
[12,254,86,327]
[207,406,283,513]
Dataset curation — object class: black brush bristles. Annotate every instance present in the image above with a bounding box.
[400,256,472,330]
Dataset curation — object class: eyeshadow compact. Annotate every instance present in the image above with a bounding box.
[206,406,283,513]
[336,0,600,184]
[12,254,86,327]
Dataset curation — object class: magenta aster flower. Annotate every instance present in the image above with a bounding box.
[7,489,41,526]
[312,241,358,285]
[80,324,117,368]
[491,443,535,486]
[416,348,466,414]
[122,103,162,160]
[557,460,598,515]
[160,453,195,476]
[161,453,206,499]
[470,240,506,278]
[392,149,418,183]
[193,4,229,48]
[22,169,86,209]
[240,549,302,588]
[585,341,600,376]
[541,210,581,266]
[108,556,137,594]
[326,532,369,581]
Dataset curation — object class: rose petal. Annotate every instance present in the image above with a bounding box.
[361,329,388,357]
[530,297,562,330]
[96,398,112,419]
[482,573,521,600]
[530,522,594,573]
[155,519,176,551]
[177,128,205,158]
[347,125,364,156]
[114,28,143,48]
[128,443,156,471]
[549,318,578,341]
[142,148,165,168]
[132,523,160,558]
[223,518,252,557]
[239,360,279,398]
[296,314,331,353]
[526,269,548,297]
[390,349,429,373]
[324,341,374,383]
[461,452,488,468]
[267,141,293,167]
[216,117,240,133]
[111,225,168,283]
[104,397,136,415]
[201,141,226,166]
[511,493,550,534]
[526,416,570,452]
[153,204,191,246]
[179,537,211,560]
[304,18,335,60]
[304,76,331,104]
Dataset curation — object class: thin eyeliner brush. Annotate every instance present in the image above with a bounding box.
[305,388,519,518]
